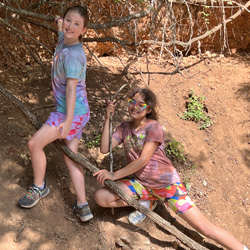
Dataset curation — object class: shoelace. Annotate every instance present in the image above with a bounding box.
[26,186,41,198]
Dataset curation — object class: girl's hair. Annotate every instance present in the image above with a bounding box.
[128,87,158,120]
[63,5,89,28]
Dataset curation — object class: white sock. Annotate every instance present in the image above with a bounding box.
[139,199,151,208]
[244,246,249,250]
[34,181,45,190]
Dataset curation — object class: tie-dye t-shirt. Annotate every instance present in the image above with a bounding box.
[51,31,89,115]
[113,119,180,188]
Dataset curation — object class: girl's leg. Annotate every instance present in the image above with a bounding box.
[28,124,61,186]
[179,206,244,250]
[19,124,61,208]
[95,181,133,208]
[63,137,87,205]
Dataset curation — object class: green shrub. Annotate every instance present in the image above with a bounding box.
[165,138,186,162]
[180,90,212,130]
[86,134,101,149]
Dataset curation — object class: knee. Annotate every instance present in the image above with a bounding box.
[28,137,36,152]
[94,189,108,207]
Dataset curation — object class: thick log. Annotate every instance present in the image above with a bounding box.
[0,83,209,250]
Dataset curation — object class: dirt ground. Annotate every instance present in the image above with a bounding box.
[0,52,250,250]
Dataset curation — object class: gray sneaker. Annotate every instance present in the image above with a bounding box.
[18,183,50,208]
[73,202,93,222]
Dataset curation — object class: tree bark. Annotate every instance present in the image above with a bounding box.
[0,82,209,250]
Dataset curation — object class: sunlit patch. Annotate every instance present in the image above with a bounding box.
[1,159,24,174]
[23,228,42,242]
[37,242,57,250]
[0,232,30,250]
[2,180,21,192]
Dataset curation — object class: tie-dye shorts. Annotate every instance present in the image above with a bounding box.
[45,111,90,141]
[120,178,195,214]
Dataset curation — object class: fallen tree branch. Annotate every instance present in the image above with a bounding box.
[0,83,209,250]
[0,2,153,30]
[0,2,53,21]
[15,33,50,77]
[82,36,133,45]
[138,0,250,50]
[21,17,57,34]
[1,1,249,55]
[0,17,53,54]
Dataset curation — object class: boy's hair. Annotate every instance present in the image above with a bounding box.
[63,5,89,28]
[128,87,158,120]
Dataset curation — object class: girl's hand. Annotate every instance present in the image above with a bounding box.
[93,169,114,185]
[55,15,63,32]
[57,121,71,139]
[106,101,116,119]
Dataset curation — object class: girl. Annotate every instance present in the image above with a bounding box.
[18,5,93,222]
[94,88,248,250]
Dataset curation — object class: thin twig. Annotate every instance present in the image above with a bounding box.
[14,219,26,242]
[32,104,55,111]
[0,17,53,54]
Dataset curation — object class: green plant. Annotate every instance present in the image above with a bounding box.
[86,134,101,149]
[183,175,191,191]
[180,90,212,130]
[182,165,197,191]
[165,138,186,162]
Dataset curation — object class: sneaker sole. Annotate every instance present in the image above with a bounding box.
[77,213,94,222]
[19,188,50,208]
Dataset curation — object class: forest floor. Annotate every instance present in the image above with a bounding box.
[0,52,249,250]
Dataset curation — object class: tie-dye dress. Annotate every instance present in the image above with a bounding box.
[45,31,90,140]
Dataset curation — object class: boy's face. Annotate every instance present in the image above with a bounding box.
[62,10,86,44]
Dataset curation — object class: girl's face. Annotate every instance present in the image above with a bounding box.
[128,93,151,119]
[62,10,86,45]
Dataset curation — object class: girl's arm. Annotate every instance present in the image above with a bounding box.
[94,141,159,184]
[100,101,119,154]
[57,78,77,138]
[55,15,63,35]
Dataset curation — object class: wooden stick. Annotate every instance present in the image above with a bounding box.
[14,219,26,242]
[0,83,209,250]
